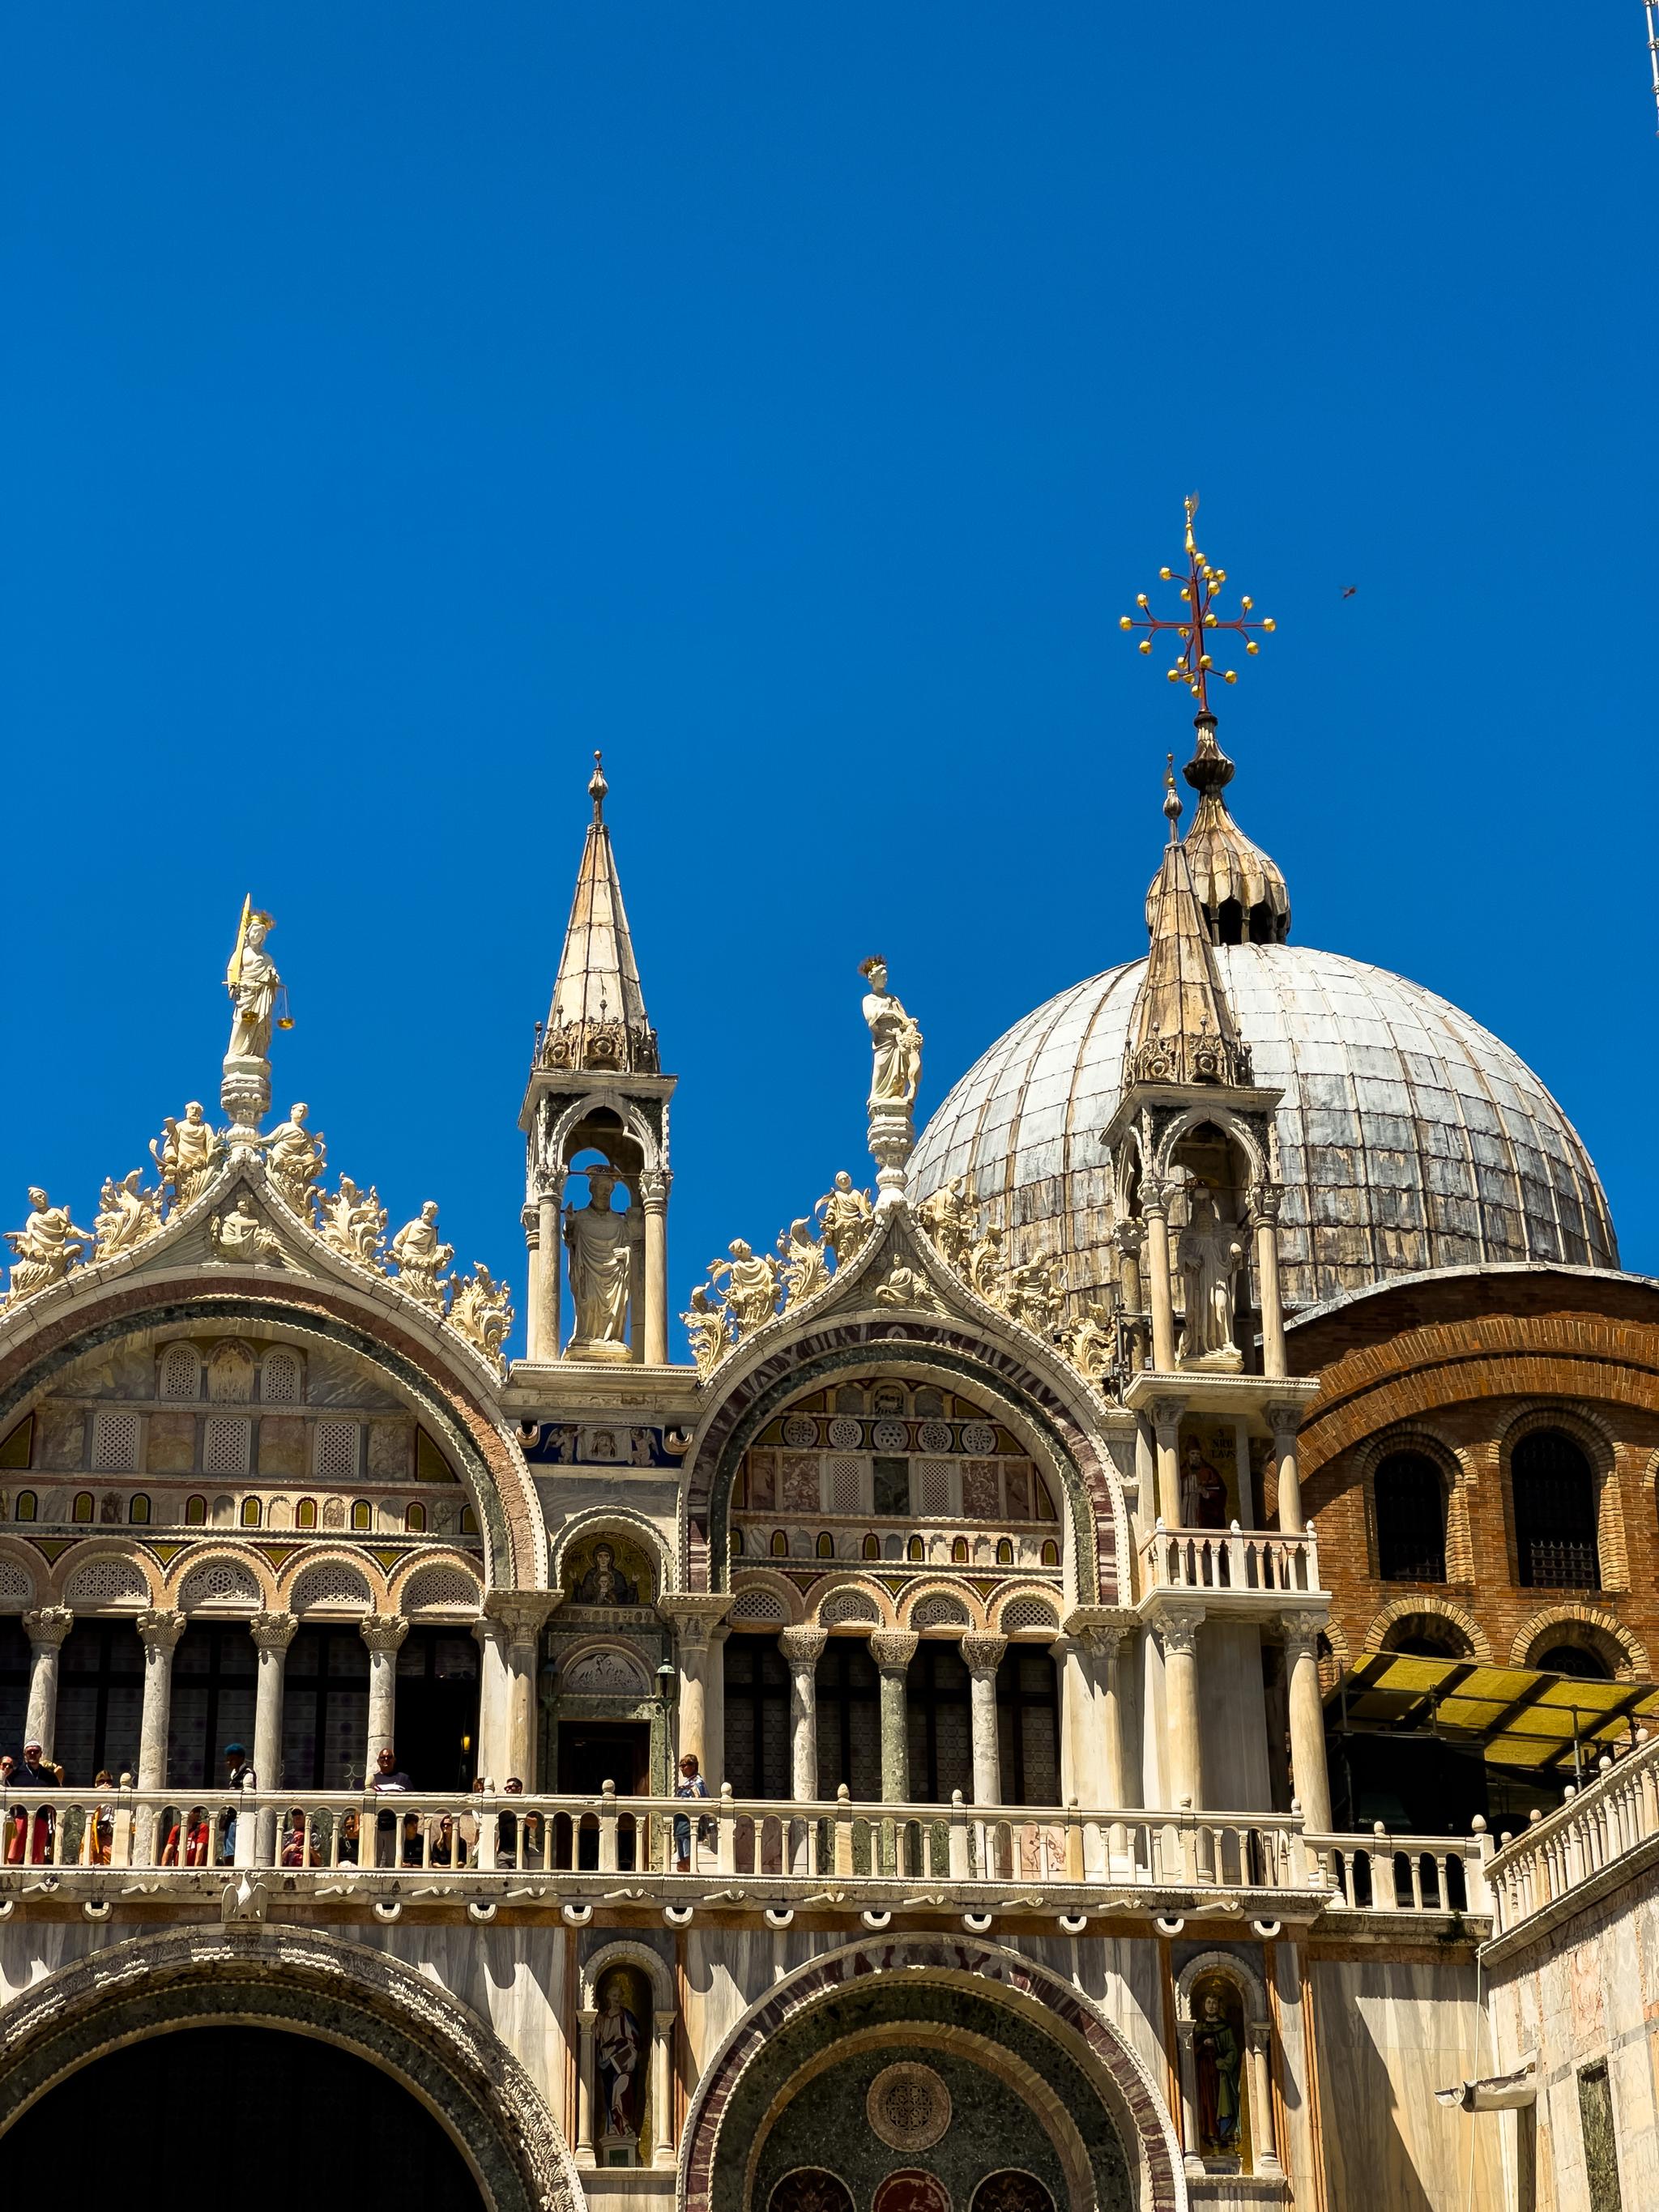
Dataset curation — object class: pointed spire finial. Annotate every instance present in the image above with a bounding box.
[539,754,659,1076]
[1162,753,1183,842]
[589,749,608,821]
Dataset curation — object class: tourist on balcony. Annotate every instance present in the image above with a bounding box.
[280,1810,309,1867]
[220,1742,256,1863]
[497,1775,542,1868]
[369,1744,412,1867]
[5,1743,57,1865]
[159,1806,211,1866]
[673,1753,710,1872]
[85,1771,116,1865]
[458,1775,489,1866]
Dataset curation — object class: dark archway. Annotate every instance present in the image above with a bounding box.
[2,2027,482,2206]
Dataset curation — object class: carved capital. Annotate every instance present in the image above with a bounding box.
[1139,1180,1175,1220]
[1062,1605,1138,1659]
[1249,1181,1283,1227]
[868,1630,919,1673]
[657,1596,731,1654]
[638,1168,672,1211]
[483,1592,561,1652]
[958,1634,1008,1680]
[1279,1607,1328,1658]
[1265,1402,1303,1442]
[1151,1601,1206,1659]
[136,1607,187,1653]
[1111,1218,1146,1258]
[777,1626,829,1672]
[22,1605,74,1649]
[249,1609,298,1653]
[1148,1394,1188,1434]
[359,1612,411,1655]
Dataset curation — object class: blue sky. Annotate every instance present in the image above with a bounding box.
[2,6,1654,1352]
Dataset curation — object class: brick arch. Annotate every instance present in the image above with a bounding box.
[0,1924,580,2210]
[0,1278,545,1592]
[1510,1603,1649,1681]
[1499,1405,1629,1596]
[1363,1595,1491,1662]
[678,1936,1183,2212]
[681,1323,1124,1604]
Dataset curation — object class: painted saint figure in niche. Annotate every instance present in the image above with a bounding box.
[595,1971,644,2138]
[574,1543,638,1607]
[1194,1983,1243,2155]
[1179,1440,1227,1529]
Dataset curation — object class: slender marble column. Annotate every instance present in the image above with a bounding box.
[651,2010,676,2168]
[481,1594,558,1786]
[960,1634,1006,1807]
[639,1169,671,1367]
[1252,1183,1287,1380]
[703,1626,728,1793]
[135,1609,186,1789]
[1175,2021,1203,2175]
[575,2008,598,2168]
[1156,1602,1206,1814]
[1269,1402,1304,1534]
[1233,1421,1256,1529]
[1247,2020,1281,2170]
[868,1631,918,1803]
[360,1613,410,1775]
[249,1610,297,1862]
[522,1202,545,1362]
[777,1628,826,1802]
[539,1185,563,1357]
[1149,1396,1186,1528]
[21,1607,73,1758]
[1143,1184,1177,1373]
[1282,1608,1333,1833]
[658,1596,730,1775]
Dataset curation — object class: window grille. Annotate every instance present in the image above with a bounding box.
[159,1345,200,1400]
[91,1411,140,1475]
[1375,1451,1447,1581]
[262,1349,301,1404]
[916,1459,954,1516]
[314,1421,360,1482]
[828,1455,864,1514]
[203,1417,251,1477]
[1514,1430,1600,1588]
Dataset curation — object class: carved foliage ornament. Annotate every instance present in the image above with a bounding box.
[682,1170,876,1376]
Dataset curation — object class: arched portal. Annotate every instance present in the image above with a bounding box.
[0,1925,582,2212]
[4,2027,482,2206]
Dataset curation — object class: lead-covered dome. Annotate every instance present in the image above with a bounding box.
[911,943,1617,1315]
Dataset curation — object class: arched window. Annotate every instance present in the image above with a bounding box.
[1513,1430,1599,1588]
[404,1502,426,1534]
[865,1534,882,1560]
[261,1348,301,1404]
[1375,1451,1447,1582]
[240,1497,262,1528]
[295,1497,317,1531]
[350,1500,372,1532]
[15,1491,36,1522]
[72,1492,95,1524]
[159,1343,200,1400]
[951,1536,970,1564]
[459,1506,478,1536]
[904,1536,922,1562]
[1533,1641,1613,1680]
[129,1494,151,1526]
[1039,1539,1060,1567]
[185,1494,207,1526]
[770,1529,788,1558]
[815,1532,834,1559]
[731,1527,745,1556]
[996,1537,1014,1566]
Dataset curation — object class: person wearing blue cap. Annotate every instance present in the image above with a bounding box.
[221,1741,256,1862]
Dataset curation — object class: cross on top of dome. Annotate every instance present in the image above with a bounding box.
[1119,492,1276,710]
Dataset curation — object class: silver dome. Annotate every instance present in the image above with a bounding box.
[911,944,1617,1313]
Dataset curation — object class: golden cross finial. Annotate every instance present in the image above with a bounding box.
[1120,494,1276,712]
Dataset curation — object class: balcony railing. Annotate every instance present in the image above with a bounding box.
[1486,1733,1659,1936]
[1140,1518,1322,1596]
[0,1781,1489,1919]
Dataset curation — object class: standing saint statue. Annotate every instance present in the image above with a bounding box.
[814,1171,874,1267]
[1194,1986,1243,2154]
[564,1165,638,1353]
[1178,1186,1245,1366]
[390,1201,454,1312]
[859,956,923,1112]
[225,901,286,1063]
[263,1104,326,1216]
[151,1101,223,1209]
[4,1189,95,1305]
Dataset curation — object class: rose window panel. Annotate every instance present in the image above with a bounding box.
[179,1558,262,1609]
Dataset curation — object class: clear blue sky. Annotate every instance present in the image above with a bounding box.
[2,7,1654,1354]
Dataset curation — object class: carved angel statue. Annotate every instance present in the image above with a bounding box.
[449,1264,513,1369]
[92,1170,165,1258]
[210,1200,287,1267]
[778,1217,830,1311]
[915,1173,978,1275]
[263,1104,326,1216]
[151,1101,223,1210]
[708,1238,780,1336]
[814,1171,874,1268]
[859,957,923,1112]
[224,902,285,1063]
[1058,1302,1115,1384]
[390,1201,454,1312]
[681,1285,733,1377]
[1178,1186,1245,1365]
[4,1189,94,1304]
[316,1177,387,1272]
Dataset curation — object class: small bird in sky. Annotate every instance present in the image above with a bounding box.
[1341,586,1358,598]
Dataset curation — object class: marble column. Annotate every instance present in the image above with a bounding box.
[639,1169,671,1367]
[249,1610,297,1863]
[1113,1220,1147,1371]
[961,1634,1006,1807]
[1247,2020,1281,2171]
[360,1613,410,1775]
[1149,1396,1186,1528]
[575,2008,598,2168]
[538,1184,563,1359]
[868,1631,918,1803]
[628,1208,646,1364]
[651,2010,676,2168]
[1233,1421,1256,1529]
[658,1596,731,1777]
[522,1201,546,1362]
[1175,2020,1203,2175]
[482,1594,559,1787]
[1252,1183,1287,1380]
[777,1628,826,1802]
[135,1609,186,1789]
[1051,1634,1091,1806]
[703,1626,728,1793]
[1156,1602,1206,1814]
[1268,1402,1304,1535]
[1142,1184,1177,1373]
[1282,1608,1333,1833]
[21,1607,73,1758]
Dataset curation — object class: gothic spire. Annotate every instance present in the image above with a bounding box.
[539,752,659,1076]
[1125,761,1252,1089]
[1172,711,1290,944]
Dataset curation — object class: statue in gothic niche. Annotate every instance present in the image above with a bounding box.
[565,1164,638,1350]
[1193,1978,1245,2158]
[1180,1438,1228,1529]
[1178,1185,1245,1367]
[595,1970,646,2145]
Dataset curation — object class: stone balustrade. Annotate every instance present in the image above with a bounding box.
[1486,1732,1659,1936]
[1139,1517,1322,1596]
[0,1780,1495,1922]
